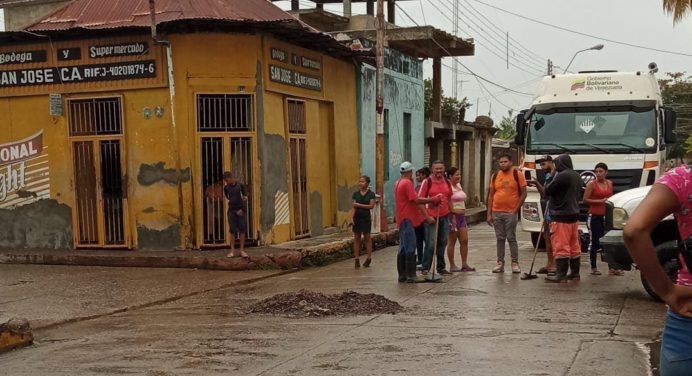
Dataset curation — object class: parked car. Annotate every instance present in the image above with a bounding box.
[600,185,681,301]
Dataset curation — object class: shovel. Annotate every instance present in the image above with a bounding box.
[425,205,443,283]
[521,207,549,281]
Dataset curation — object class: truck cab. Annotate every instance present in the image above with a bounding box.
[514,65,678,247]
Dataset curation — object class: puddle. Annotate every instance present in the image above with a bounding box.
[645,340,661,376]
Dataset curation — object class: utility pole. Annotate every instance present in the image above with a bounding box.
[375,0,387,233]
[547,59,553,75]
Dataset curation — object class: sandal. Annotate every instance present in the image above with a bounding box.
[363,258,372,268]
[591,269,602,276]
[460,265,476,272]
[537,267,549,274]
[608,269,624,276]
[450,266,463,272]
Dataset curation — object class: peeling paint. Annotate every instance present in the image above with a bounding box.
[0,199,72,249]
[310,191,323,236]
[337,184,358,213]
[137,162,191,186]
[136,224,180,250]
[142,207,156,214]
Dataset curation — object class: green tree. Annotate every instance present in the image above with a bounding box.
[663,0,692,23]
[424,79,471,123]
[659,72,692,156]
[494,109,516,140]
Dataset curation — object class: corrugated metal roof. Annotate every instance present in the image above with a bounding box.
[27,0,296,31]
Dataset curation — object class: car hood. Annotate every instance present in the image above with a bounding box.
[607,185,674,220]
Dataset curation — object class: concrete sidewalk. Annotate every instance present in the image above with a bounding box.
[0,207,486,271]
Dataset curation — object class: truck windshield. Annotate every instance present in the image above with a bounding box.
[526,107,657,154]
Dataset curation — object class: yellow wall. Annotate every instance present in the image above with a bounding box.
[0,31,360,249]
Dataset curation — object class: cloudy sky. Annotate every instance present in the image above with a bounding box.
[276,0,692,123]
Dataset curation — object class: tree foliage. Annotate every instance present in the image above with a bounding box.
[663,0,692,23]
[494,109,516,140]
[659,72,692,156]
[424,79,471,124]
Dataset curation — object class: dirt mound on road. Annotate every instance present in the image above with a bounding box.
[247,290,402,317]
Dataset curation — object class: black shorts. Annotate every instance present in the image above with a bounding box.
[353,214,372,235]
[228,209,247,234]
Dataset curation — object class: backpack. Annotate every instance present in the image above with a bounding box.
[491,168,522,196]
[422,176,453,198]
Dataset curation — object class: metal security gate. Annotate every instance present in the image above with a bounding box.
[196,94,256,247]
[287,99,309,238]
[69,97,128,248]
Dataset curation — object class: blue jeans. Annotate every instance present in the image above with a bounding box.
[398,219,417,256]
[415,223,426,265]
[423,216,449,273]
[661,309,692,376]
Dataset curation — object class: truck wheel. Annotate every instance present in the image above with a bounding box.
[641,240,680,302]
[531,232,545,250]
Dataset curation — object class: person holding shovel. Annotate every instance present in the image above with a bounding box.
[394,162,434,283]
[526,155,556,276]
[418,160,454,276]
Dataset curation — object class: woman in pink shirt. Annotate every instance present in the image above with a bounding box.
[446,167,475,272]
[625,165,692,375]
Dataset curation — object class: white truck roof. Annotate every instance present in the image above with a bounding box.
[532,71,662,109]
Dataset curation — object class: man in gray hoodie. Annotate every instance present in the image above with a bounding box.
[544,154,583,283]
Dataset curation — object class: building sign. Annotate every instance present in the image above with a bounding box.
[268,45,323,92]
[89,42,149,58]
[0,50,47,65]
[58,48,81,61]
[0,130,48,207]
[271,48,288,63]
[269,64,322,91]
[49,93,63,116]
[301,56,321,70]
[0,60,156,88]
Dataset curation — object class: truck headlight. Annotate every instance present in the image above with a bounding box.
[522,202,540,222]
[612,207,629,230]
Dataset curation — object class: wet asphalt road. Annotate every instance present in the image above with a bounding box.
[1,224,666,375]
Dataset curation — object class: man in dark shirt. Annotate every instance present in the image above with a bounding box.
[544,154,583,282]
[224,171,248,258]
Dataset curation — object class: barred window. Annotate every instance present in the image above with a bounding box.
[197,94,253,132]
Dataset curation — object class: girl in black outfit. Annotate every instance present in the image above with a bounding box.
[351,176,376,268]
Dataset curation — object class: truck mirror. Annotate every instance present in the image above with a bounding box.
[515,110,527,146]
[663,107,677,144]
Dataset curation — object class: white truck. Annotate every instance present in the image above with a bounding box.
[514,63,678,249]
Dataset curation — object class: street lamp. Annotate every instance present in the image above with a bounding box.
[563,44,604,73]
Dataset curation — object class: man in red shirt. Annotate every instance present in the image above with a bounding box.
[395,162,434,283]
[418,160,454,275]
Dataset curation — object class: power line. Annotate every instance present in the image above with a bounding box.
[425,0,544,75]
[438,0,546,73]
[459,0,547,66]
[395,3,536,97]
[472,0,692,58]
[433,0,545,74]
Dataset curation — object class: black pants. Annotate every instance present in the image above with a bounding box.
[588,215,605,269]
[415,223,426,265]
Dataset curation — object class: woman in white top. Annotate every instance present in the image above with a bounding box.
[446,167,475,272]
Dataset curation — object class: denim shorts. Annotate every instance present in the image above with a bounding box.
[661,309,692,376]
[398,219,417,256]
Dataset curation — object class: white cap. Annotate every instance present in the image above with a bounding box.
[399,161,414,173]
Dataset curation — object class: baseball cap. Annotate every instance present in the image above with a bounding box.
[399,161,414,173]
[536,155,552,163]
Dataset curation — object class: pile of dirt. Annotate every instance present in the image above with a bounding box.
[247,290,402,317]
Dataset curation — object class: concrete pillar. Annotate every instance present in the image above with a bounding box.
[367,0,374,15]
[432,58,441,122]
[436,138,444,162]
[387,0,396,24]
[343,0,351,17]
[450,141,458,168]
[462,139,473,201]
[291,0,299,11]
[472,137,482,205]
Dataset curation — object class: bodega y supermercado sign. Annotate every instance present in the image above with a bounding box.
[0,131,49,208]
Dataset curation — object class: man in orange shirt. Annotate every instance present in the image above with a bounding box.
[487,154,527,273]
